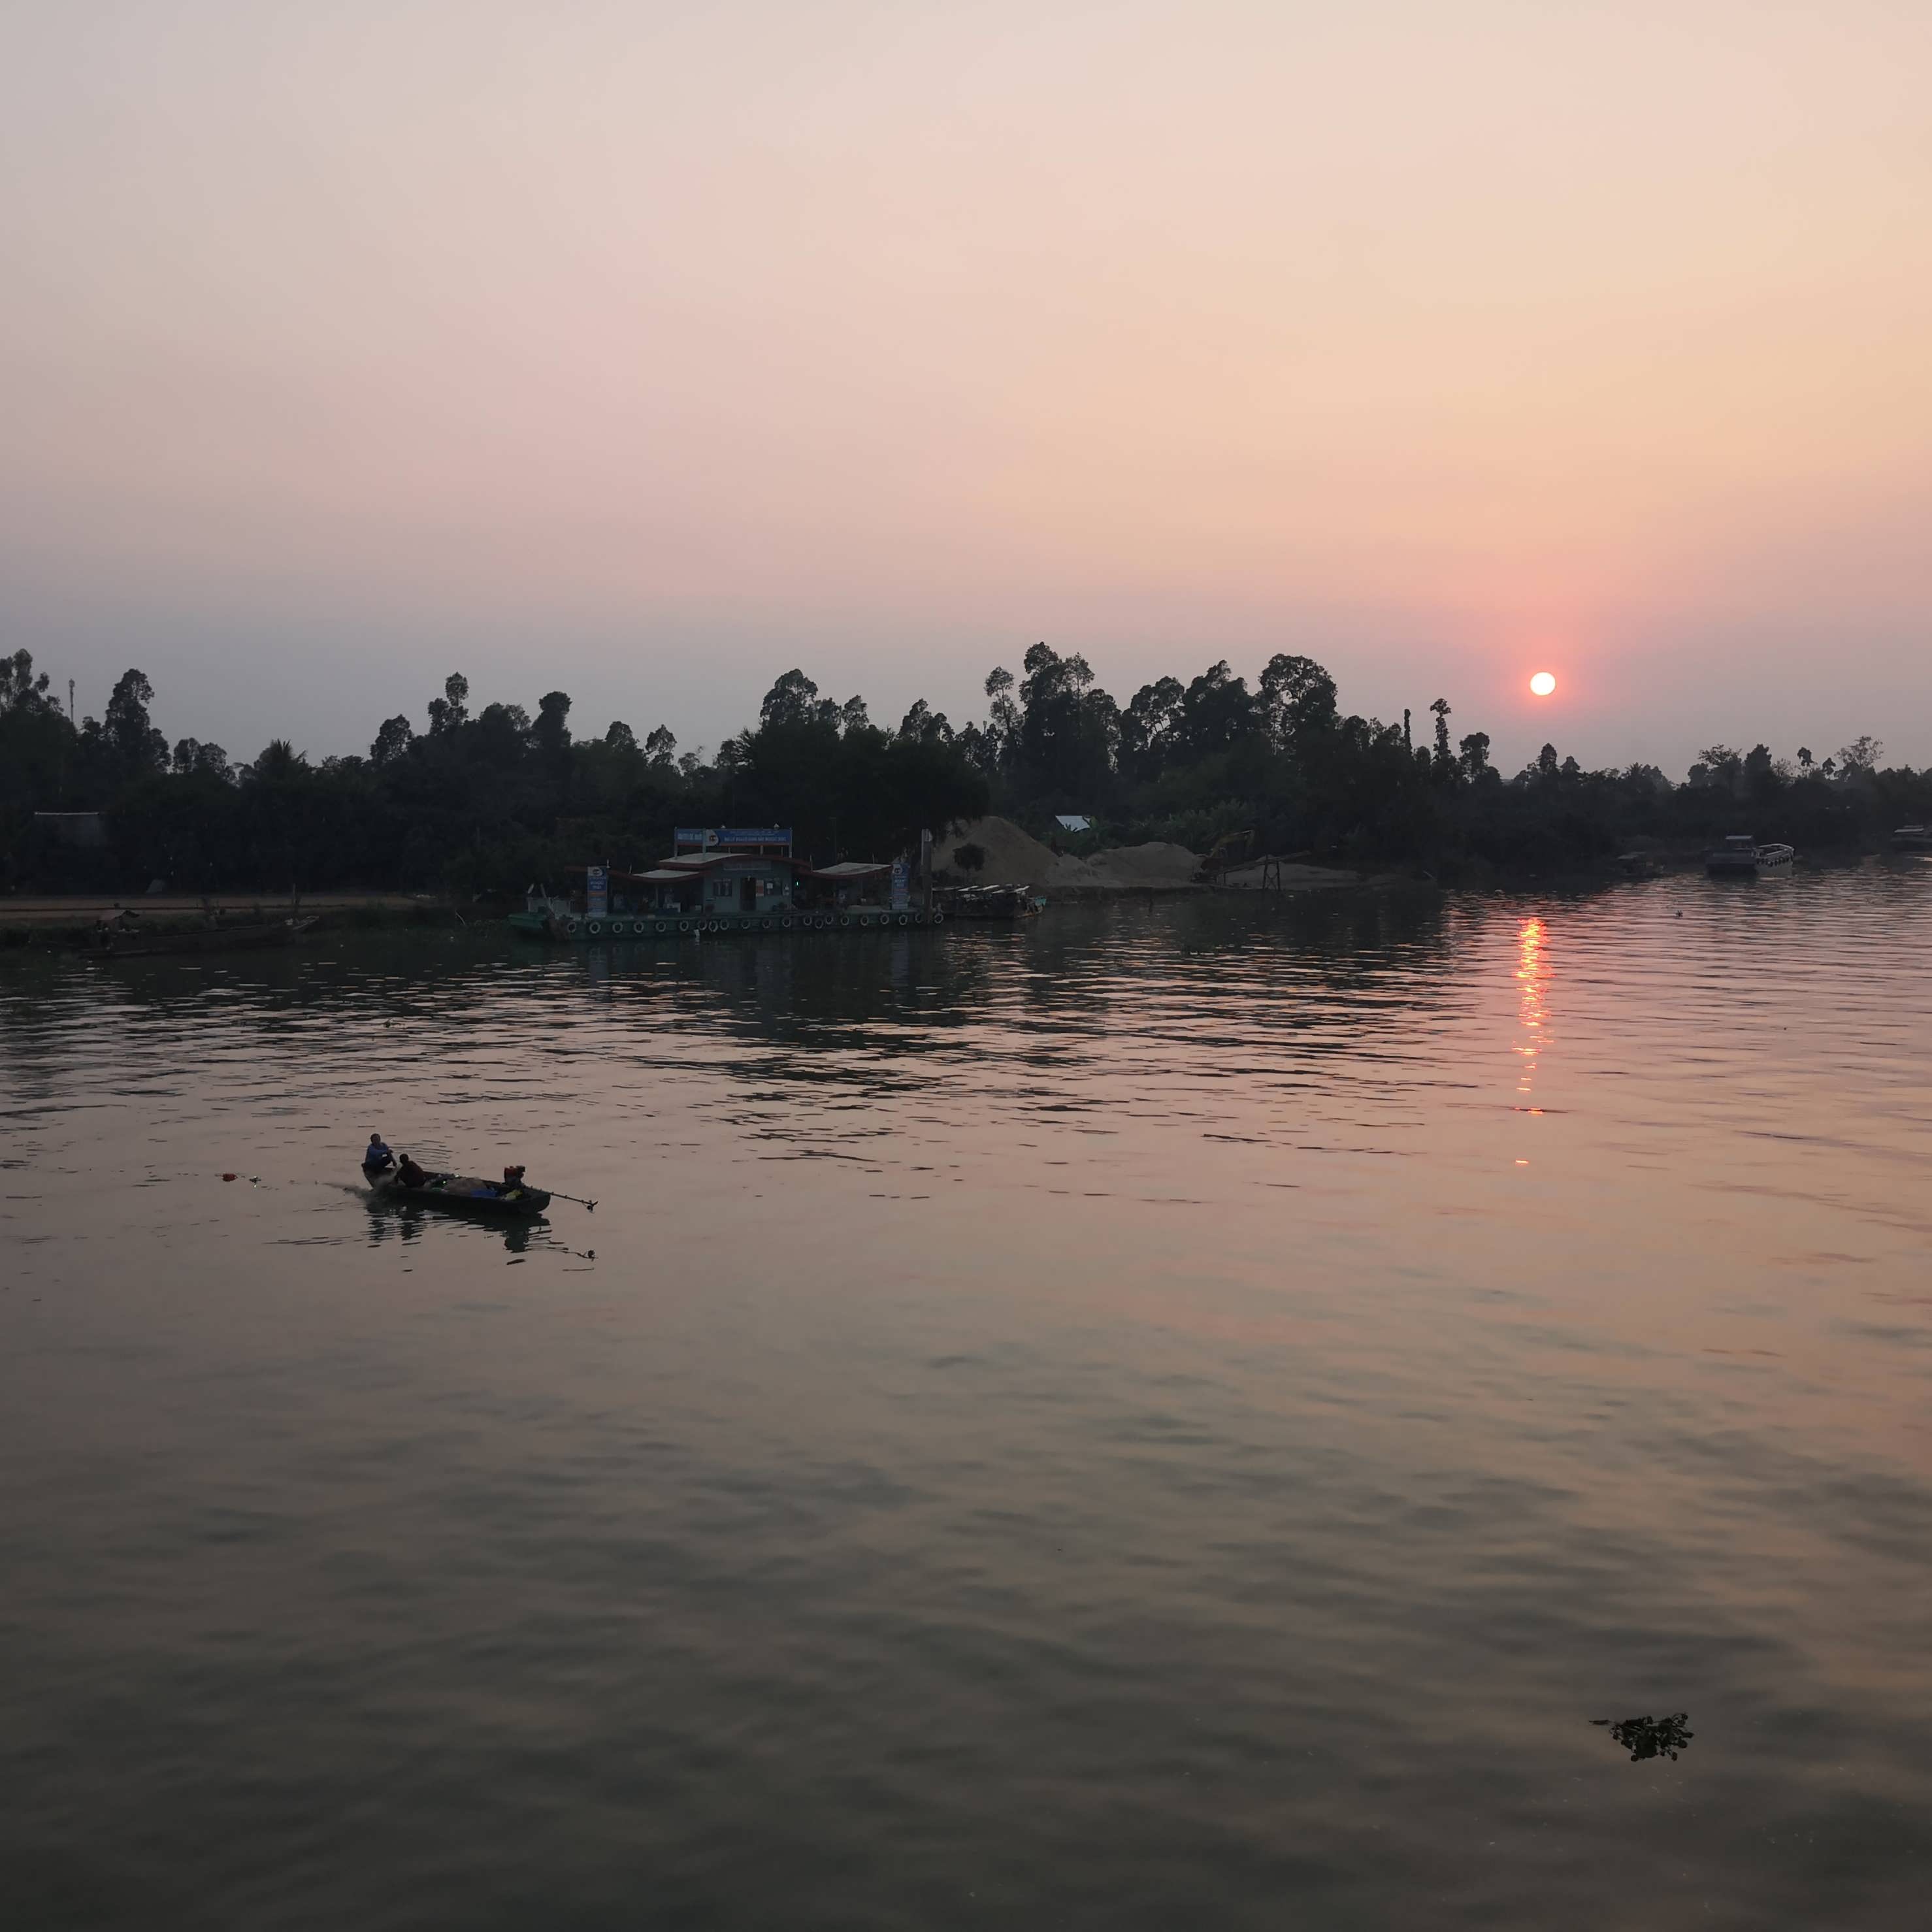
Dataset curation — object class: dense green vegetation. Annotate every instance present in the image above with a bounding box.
[946,646,1931,879]
[3,644,1927,896]
[0,657,988,896]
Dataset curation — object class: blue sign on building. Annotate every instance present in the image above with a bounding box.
[674,827,793,852]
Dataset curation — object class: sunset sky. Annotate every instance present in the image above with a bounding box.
[3,1,1928,774]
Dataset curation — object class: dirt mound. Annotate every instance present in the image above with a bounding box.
[1087,841,1200,886]
[943,817,1071,889]
[943,819,1204,892]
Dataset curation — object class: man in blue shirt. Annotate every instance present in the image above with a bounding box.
[363,1132,395,1175]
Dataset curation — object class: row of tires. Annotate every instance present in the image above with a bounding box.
[558,910,946,940]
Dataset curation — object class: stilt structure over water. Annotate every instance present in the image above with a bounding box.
[508,828,950,940]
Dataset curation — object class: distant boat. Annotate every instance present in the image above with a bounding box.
[1893,825,1932,852]
[1705,834,1794,877]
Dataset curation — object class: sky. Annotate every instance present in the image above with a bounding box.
[2,0,1929,777]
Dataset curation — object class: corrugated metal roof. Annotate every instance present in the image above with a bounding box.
[658,852,798,871]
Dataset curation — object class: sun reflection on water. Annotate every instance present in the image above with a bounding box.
[1514,915,1550,1101]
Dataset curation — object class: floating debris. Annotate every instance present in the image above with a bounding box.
[1592,1712,1694,1761]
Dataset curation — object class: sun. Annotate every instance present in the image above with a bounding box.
[1529,672,1556,697]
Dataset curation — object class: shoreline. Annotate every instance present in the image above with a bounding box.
[3,847,1910,949]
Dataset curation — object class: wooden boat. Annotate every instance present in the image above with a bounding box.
[1705,835,1793,877]
[366,1167,552,1219]
[1892,825,1932,852]
[89,915,317,958]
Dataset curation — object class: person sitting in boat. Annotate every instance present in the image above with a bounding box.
[363,1133,395,1175]
[396,1153,430,1188]
[492,1164,527,1198]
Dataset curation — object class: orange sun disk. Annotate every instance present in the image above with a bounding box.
[1530,672,1556,696]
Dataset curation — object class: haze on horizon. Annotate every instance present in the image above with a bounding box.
[3,1,1928,779]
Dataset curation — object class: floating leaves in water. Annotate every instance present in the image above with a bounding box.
[1592,1712,1694,1761]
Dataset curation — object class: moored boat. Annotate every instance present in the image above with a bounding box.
[1892,825,1932,852]
[84,915,317,957]
[1611,851,1663,879]
[933,881,1045,920]
[1705,834,1794,877]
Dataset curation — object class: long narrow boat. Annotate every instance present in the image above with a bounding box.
[365,1168,553,1219]
[89,915,318,958]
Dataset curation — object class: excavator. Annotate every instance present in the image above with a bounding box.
[1192,828,1256,883]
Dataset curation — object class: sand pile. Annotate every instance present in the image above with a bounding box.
[942,817,1066,888]
[943,819,1205,892]
[1085,841,1200,887]
[941,817,1362,893]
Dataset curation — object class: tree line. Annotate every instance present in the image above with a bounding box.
[3,644,1927,896]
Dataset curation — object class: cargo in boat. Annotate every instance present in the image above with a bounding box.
[365,1168,552,1218]
[932,881,1045,920]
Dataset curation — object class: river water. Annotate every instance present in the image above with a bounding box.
[3,869,1929,1929]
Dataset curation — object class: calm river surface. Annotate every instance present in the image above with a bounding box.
[3,870,1929,1929]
